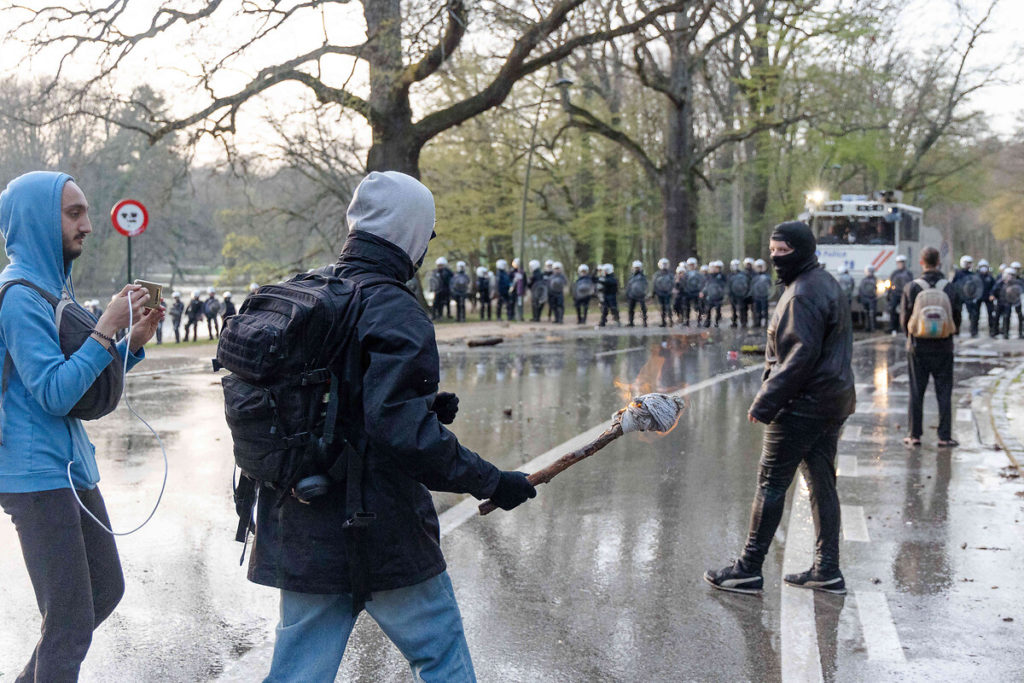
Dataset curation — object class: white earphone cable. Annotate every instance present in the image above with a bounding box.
[68,290,169,536]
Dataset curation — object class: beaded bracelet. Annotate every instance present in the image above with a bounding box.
[90,329,117,348]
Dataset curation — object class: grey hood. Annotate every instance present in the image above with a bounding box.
[346,171,434,267]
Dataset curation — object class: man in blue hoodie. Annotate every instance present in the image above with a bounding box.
[0,172,162,682]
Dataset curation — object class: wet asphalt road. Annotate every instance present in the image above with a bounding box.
[1,326,1023,682]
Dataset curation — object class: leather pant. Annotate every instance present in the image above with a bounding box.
[741,413,844,573]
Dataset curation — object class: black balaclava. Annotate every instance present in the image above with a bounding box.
[770,221,818,285]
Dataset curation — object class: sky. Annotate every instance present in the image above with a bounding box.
[0,0,1021,152]
[898,0,1024,136]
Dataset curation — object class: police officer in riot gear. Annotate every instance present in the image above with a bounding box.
[837,265,855,308]
[679,258,703,326]
[476,266,492,320]
[742,257,756,324]
[952,255,983,337]
[653,258,674,327]
[978,260,997,336]
[858,265,878,332]
[430,256,453,321]
[701,261,726,328]
[599,264,621,327]
[626,260,649,327]
[528,259,547,322]
[751,259,772,328]
[727,259,750,327]
[573,264,596,324]
[495,259,512,321]
[451,261,471,322]
[548,262,568,324]
[992,266,1023,338]
[887,255,914,335]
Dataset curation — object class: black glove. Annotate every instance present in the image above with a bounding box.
[434,391,459,425]
[489,471,537,511]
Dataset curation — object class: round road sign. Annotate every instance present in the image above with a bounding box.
[111,199,149,237]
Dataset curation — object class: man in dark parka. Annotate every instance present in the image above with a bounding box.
[247,171,536,683]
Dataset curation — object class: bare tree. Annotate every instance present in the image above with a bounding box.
[5,0,690,178]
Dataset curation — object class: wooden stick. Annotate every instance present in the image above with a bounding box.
[478,422,624,516]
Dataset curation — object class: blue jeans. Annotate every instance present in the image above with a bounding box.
[264,572,476,682]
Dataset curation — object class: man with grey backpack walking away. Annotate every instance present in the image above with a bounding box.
[901,246,961,448]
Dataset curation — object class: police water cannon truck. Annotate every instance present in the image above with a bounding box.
[798,189,943,311]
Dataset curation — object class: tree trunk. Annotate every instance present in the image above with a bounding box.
[662,16,698,264]
[363,0,422,178]
[745,7,773,254]
[661,168,698,264]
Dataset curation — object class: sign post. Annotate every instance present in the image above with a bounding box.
[110,199,149,282]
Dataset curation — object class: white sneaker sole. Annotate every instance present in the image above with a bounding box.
[703,572,763,595]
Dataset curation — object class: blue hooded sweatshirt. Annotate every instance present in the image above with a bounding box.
[0,171,143,493]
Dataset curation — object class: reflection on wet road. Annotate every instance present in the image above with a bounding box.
[1,330,1022,681]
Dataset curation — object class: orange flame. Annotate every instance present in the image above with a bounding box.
[611,343,688,440]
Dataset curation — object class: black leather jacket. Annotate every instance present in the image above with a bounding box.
[750,264,856,423]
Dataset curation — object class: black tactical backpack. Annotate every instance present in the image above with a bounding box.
[215,271,403,496]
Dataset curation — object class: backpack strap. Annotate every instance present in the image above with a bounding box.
[0,280,62,445]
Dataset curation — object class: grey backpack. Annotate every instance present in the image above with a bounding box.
[0,279,123,421]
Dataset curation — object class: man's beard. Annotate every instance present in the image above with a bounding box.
[63,238,85,264]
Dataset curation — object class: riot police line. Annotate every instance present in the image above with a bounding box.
[420,253,1024,339]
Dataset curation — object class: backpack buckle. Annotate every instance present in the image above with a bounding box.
[281,432,312,448]
[342,512,376,529]
[300,369,331,385]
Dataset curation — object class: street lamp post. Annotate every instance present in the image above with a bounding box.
[518,77,573,266]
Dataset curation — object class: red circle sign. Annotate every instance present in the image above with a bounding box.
[110,199,149,237]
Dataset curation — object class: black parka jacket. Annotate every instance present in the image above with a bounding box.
[749,263,856,424]
[247,231,501,594]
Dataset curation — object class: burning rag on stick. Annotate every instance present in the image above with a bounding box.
[479,393,686,515]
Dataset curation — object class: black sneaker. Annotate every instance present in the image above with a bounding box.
[704,561,763,595]
[783,567,846,595]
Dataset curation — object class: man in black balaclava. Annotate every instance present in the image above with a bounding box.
[705,221,855,597]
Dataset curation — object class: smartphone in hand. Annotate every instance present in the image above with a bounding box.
[133,279,165,310]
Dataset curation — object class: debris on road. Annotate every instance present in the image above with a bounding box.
[467,336,504,347]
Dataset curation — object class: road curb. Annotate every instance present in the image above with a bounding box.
[987,361,1024,474]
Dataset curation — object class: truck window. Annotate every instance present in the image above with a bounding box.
[865,216,894,245]
[815,216,850,244]
[900,213,920,242]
